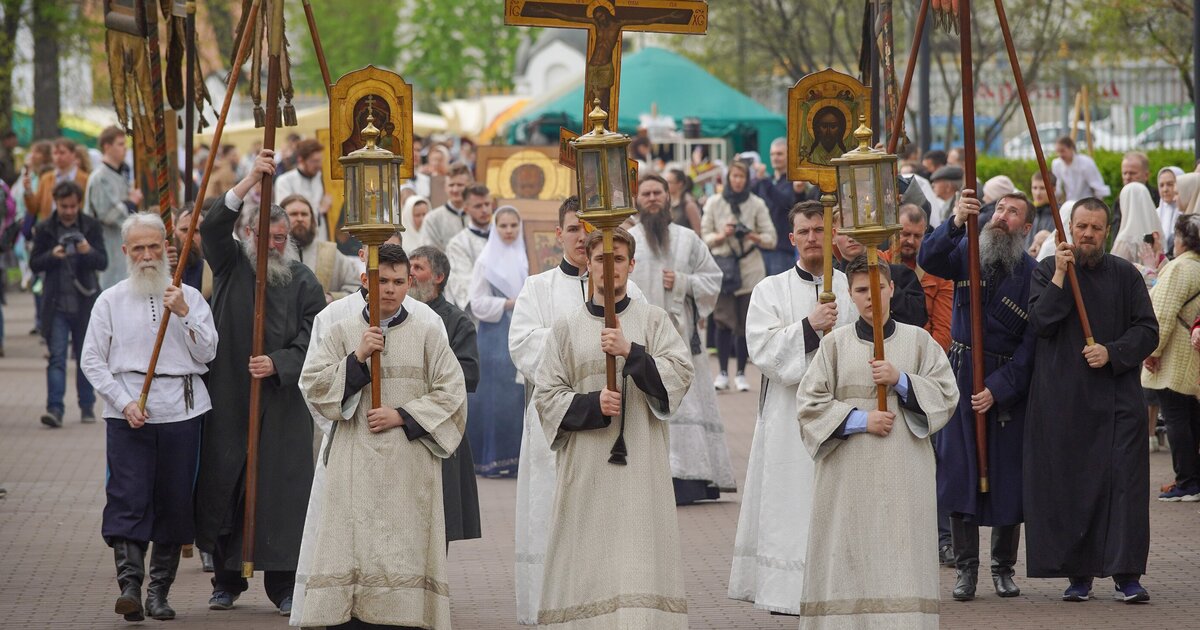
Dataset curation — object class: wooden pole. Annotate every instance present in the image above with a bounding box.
[143,0,174,227]
[601,229,618,390]
[866,245,888,410]
[887,0,931,155]
[243,0,284,579]
[819,192,836,306]
[992,0,1095,344]
[1083,85,1094,154]
[959,0,990,494]
[367,245,382,408]
[184,1,197,203]
[138,1,260,411]
[301,0,333,96]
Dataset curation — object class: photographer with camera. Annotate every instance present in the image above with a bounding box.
[30,180,107,427]
[701,161,776,392]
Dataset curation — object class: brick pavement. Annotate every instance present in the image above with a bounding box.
[1,289,1198,629]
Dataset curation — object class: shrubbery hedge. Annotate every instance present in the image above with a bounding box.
[975,149,1196,201]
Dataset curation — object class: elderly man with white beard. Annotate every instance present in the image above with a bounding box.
[81,212,219,622]
[918,189,1038,602]
[193,150,326,615]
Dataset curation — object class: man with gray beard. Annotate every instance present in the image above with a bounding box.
[919,188,1039,602]
[194,150,326,615]
[81,212,218,622]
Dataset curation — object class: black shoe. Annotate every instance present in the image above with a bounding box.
[201,551,214,573]
[953,568,978,601]
[81,407,95,424]
[208,590,239,610]
[938,543,955,566]
[278,596,293,616]
[40,409,63,428]
[993,572,1021,597]
[145,543,181,620]
[113,539,147,621]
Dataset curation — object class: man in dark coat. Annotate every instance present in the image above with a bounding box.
[409,244,482,543]
[194,150,325,614]
[1024,197,1158,604]
[919,188,1037,601]
[29,180,107,427]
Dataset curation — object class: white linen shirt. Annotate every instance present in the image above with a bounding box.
[81,279,218,423]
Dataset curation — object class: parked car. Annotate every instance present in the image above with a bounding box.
[1135,116,1195,151]
[1002,123,1131,159]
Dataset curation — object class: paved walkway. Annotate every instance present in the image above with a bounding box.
[1,289,1198,628]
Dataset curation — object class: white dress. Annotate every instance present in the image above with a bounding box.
[728,266,855,614]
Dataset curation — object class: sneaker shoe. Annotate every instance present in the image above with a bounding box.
[208,591,239,610]
[1158,483,1200,502]
[735,373,750,391]
[714,372,729,390]
[1113,580,1149,603]
[81,408,95,424]
[1062,580,1092,602]
[40,409,63,428]
[278,596,293,616]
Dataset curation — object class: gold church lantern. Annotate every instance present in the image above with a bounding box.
[831,116,900,249]
[571,99,636,229]
[340,108,406,244]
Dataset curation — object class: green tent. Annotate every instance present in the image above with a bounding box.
[506,47,785,154]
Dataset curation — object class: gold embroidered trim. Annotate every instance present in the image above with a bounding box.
[380,365,428,381]
[306,570,450,597]
[800,596,940,617]
[537,593,688,625]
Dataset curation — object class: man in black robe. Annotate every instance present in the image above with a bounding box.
[194,150,326,614]
[920,189,1037,601]
[1024,197,1158,604]
[409,244,483,544]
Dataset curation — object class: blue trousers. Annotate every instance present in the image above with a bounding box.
[103,417,201,545]
[760,248,797,277]
[46,310,94,413]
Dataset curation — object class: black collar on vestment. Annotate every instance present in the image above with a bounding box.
[559,258,583,277]
[586,294,631,317]
[855,317,896,342]
[360,305,408,328]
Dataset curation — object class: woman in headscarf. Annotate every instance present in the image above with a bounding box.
[1112,182,1161,268]
[400,194,431,251]
[467,205,529,477]
[700,161,776,392]
[1035,199,1075,262]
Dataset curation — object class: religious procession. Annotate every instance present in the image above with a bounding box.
[1,0,1199,628]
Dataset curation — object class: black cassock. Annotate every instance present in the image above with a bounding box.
[428,293,483,542]
[194,200,326,571]
[1024,254,1158,578]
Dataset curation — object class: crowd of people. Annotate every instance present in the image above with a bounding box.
[2,120,1200,630]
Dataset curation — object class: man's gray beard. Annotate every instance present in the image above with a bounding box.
[242,237,299,286]
[292,224,316,248]
[638,206,672,257]
[408,278,437,303]
[979,224,1026,275]
[1077,244,1105,268]
[126,256,170,297]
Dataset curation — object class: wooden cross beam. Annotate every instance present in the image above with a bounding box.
[505,0,708,128]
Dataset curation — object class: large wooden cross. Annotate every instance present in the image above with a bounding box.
[505,0,708,127]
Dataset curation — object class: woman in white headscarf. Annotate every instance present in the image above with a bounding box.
[1112,182,1162,263]
[467,206,529,477]
[1035,200,1075,262]
[400,194,431,251]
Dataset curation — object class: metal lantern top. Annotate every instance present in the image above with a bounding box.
[570,99,636,229]
[830,116,900,248]
[340,106,406,246]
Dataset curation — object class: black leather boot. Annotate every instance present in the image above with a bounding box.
[112,539,147,621]
[991,524,1022,597]
[145,543,182,620]
[950,517,979,601]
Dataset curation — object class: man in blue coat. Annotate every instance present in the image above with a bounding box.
[918,187,1037,601]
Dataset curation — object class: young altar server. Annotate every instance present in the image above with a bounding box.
[533,227,695,629]
[797,255,958,630]
[297,244,467,629]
